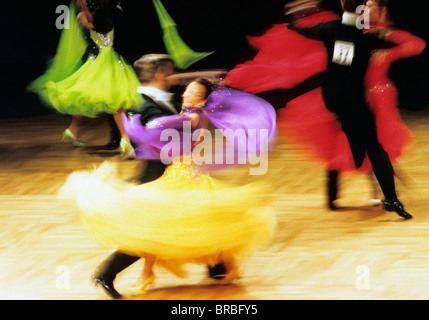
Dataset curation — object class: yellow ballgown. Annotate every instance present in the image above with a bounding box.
[59,159,276,277]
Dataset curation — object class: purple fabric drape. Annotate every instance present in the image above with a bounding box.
[123,87,277,170]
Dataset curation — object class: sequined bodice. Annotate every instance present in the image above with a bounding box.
[163,161,204,184]
[85,29,119,64]
[182,107,204,115]
[81,0,124,66]
[182,107,204,129]
[90,29,114,49]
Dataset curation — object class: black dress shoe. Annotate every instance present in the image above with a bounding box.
[93,275,122,299]
[104,140,120,150]
[208,262,227,280]
[383,199,413,220]
[328,201,338,211]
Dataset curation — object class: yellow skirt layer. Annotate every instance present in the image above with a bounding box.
[59,161,275,274]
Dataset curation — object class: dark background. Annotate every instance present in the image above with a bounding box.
[1,0,428,119]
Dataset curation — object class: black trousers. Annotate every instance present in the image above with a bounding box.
[365,138,397,200]
[327,131,397,202]
[107,115,121,143]
[138,160,168,184]
[95,252,140,282]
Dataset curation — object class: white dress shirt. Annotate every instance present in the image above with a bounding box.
[137,86,178,115]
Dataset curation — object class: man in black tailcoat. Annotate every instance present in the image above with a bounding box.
[92,54,178,299]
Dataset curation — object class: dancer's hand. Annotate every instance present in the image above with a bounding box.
[78,11,94,29]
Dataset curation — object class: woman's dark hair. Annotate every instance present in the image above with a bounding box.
[365,0,391,19]
[370,0,389,8]
[193,78,213,99]
[342,0,359,12]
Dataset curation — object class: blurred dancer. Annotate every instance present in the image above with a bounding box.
[60,79,277,298]
[130,54,179,182]
[286,0,413,219]
[84,54,177,299]
[281,0,424,211]
[28,0,142,158]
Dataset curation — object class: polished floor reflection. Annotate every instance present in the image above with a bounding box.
[1,109,429,300]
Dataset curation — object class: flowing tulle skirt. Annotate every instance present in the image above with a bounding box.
[225,11,339,94]
[367,85,414,162]
[27,2,87,91]
[225,24,327,94]
[59,161,275,276]
[40,47,143,118]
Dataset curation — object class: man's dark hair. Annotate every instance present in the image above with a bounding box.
[133,54,175,83]
[193,78,213,99]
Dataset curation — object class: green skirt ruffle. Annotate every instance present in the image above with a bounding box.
[41,47,143,117]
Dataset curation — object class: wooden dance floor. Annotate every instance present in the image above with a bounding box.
[1,109,429,300]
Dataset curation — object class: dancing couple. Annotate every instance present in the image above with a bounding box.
[227,0,425,219]
[59,55,278,298]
